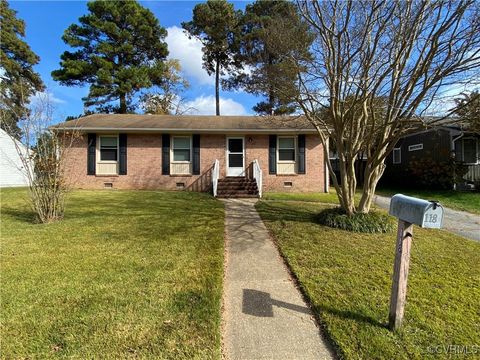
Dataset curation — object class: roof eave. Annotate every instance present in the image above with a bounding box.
[51,127,319,134]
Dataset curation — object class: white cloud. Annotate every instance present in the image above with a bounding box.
[423,79,480,116]
[30,91,66,105]
[182,95,247,115]
[166,26,214,86]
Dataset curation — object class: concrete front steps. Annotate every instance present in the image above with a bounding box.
[217,177,259,198]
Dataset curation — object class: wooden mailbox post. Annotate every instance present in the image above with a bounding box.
[388,194,444,331]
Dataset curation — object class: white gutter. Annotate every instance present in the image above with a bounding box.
[451,132,464,154]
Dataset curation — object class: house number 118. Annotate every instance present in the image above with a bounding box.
[424,214,438,223]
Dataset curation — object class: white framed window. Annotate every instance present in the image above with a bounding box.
[170,136,192,175]
[172,136,192,163]
[97,135,119,175]
[393,147,401,164]
[277,136,297,175]
[278,136,296,162]
[462,137,478,165]
[99,135,118,162]
[329,149,338,160]
[408,143,423,152]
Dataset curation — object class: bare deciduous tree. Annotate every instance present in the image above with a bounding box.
[140,59,191,115]
[295,0,480,215]
[2,91,79,223]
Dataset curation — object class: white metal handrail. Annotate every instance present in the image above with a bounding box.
[252,159,263,198]
[212,159,219,197]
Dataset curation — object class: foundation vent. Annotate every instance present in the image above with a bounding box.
[176,182,185,189]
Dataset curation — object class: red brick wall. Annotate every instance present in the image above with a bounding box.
[244,134,325,192]
[64,133,326,192]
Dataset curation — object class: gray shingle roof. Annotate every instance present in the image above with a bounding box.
[51,114,317,133]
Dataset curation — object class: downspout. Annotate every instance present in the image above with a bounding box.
[451,132,464,190]
[325,137,330,193]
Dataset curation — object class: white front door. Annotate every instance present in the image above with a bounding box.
[226,137,245,176]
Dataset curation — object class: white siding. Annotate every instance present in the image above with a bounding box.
[0,129,29,187]
[464,164,480,182]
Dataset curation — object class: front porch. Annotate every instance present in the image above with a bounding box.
[216,176,260,198]
[215,158,262,198]
[186,159,263,198]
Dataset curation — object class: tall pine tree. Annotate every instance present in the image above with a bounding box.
[0,0,44,137]
[182,0,241,116]
[225,0,312,115]
[52,1,169,113]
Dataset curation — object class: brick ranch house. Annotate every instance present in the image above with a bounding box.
[53,114,329,197]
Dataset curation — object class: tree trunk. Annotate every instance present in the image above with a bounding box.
[268,56,275,115]
[119,93,127,114]
[215,60,220,116]
[333,153,358,216]
[268,87,275,115]
[357,161,386,213]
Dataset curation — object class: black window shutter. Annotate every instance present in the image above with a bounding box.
[192,134,200,175]
[162,134,170,175]
[298,134,306,174]
[269,135,277,174]
[119,133,127,175]
[87,133,96,175]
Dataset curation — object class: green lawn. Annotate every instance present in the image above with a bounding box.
[266,188,480,215]
[1,188,224,359]
[256,200,480,360]
[264,190,350,204]
[376,187,480,214]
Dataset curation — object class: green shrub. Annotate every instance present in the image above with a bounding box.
[316,207,395,233]
[408,156,468,190]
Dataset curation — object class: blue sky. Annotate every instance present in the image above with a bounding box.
[10,1,260,122]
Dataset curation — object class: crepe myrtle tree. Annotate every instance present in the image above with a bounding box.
[1,91,79,223]
[293,0,480,215]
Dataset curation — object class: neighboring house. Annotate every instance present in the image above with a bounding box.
[328,149,367,185]
[53,114,329,197]
[0,129,29,188]
[384,125,480,187]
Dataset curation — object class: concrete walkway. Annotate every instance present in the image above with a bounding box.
[374,195,480,242]
[222,199,334,360]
